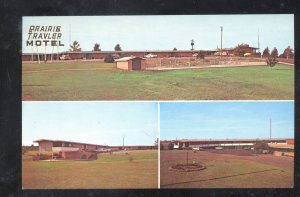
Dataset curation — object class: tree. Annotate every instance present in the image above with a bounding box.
[196,52,205,59]
[254,141,270,154]
[173,47,177,51]
[234,43,250,56]
[168,143,174,150]
[93,43,101,51]
[282,46,294,59]
[233,44,243,56]
[190,39,195,50]
[69,41,81,51]
[270,47,278,58]
[262,47,270,57]
[114,44,122,51]
[104,55,114,63]
[266,56,278,67]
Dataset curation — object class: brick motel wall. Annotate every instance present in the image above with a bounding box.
[39,141,53,152]
[61,150,94,159]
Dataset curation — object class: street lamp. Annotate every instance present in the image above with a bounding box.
[220,26,223,58]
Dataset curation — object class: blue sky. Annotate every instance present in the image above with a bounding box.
[22,102,158,146]
[160,102,294,140]
[22,14,294,54]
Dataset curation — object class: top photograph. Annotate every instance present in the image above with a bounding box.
[22,14,294,101]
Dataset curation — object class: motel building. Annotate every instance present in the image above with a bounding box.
[34,139,108,160]
[22,50,218,62]
[34,139,157,160]
[22,45,260,62]
[162,138,294,156]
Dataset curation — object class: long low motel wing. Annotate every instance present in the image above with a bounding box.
[161,138,294,150]
[33,139,157,160]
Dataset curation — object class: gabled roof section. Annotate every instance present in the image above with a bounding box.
[33,139,107,147]
[114,56,145,62]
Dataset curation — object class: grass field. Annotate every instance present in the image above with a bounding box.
[160,150,293,188]
[22,150,158,189]
[22,62,294,100]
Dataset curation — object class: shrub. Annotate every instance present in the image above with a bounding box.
[197,52,205,59]
[266,56,278,67]
[104,55,115,63]
[168,143,174,150]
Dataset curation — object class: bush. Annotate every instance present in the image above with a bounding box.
[266,56,278,67]
[104,55,115,63]
[168,143,174,150]
[197,52,205,59]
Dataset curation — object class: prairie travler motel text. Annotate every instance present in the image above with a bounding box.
[26,25,65,47]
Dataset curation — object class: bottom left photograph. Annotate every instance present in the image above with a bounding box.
[22,101,158,189]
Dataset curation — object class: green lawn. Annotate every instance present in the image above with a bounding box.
[160,150,294,188]
[22,150,158,189]
[22,62,294,100]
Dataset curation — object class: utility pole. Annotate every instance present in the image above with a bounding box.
[186,150,189,165]
[220,26,223,58]
[69,24,71,48]
[258,28,260,53]
[270,118,272,139]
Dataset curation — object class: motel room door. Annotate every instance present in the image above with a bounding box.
[132,59,141,70]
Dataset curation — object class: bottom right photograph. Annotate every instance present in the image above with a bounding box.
[160,101,294,188]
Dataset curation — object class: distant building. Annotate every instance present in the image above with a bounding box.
[215,45,260,56]
[33,139,157,160]
[22,50,216,61]
[34,139,107,160]
[161,138,294,151]
[115,56,145,71]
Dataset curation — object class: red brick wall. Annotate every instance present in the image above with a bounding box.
[69,53,84,59]
[92,53,106,59]
[287,139,294,145]
[62,150,94,159]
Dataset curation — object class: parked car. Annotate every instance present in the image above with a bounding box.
[112,54,121,59]
[192,147,204,151]
[144,53,157,58]
[60,54,71,60]
[182,147,193,150]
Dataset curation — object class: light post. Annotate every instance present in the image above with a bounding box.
[220,26,223,58]
[122,134,125,150]
[191,39,194,50]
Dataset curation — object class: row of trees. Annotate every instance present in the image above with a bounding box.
[262,46,294,59]
[69,41,122,52]
[70,40,294,60]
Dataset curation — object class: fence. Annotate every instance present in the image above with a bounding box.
[145,56,266,70]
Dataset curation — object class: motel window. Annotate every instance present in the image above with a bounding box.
[62,143,65,147]
[69,144,72,147]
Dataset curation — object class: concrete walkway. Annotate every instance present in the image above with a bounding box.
[146,63,267,71]
[278,62,294,66]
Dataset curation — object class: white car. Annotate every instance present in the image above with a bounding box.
[60,54,71,60]
[192,147,204,151]
[144,53,157,58]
